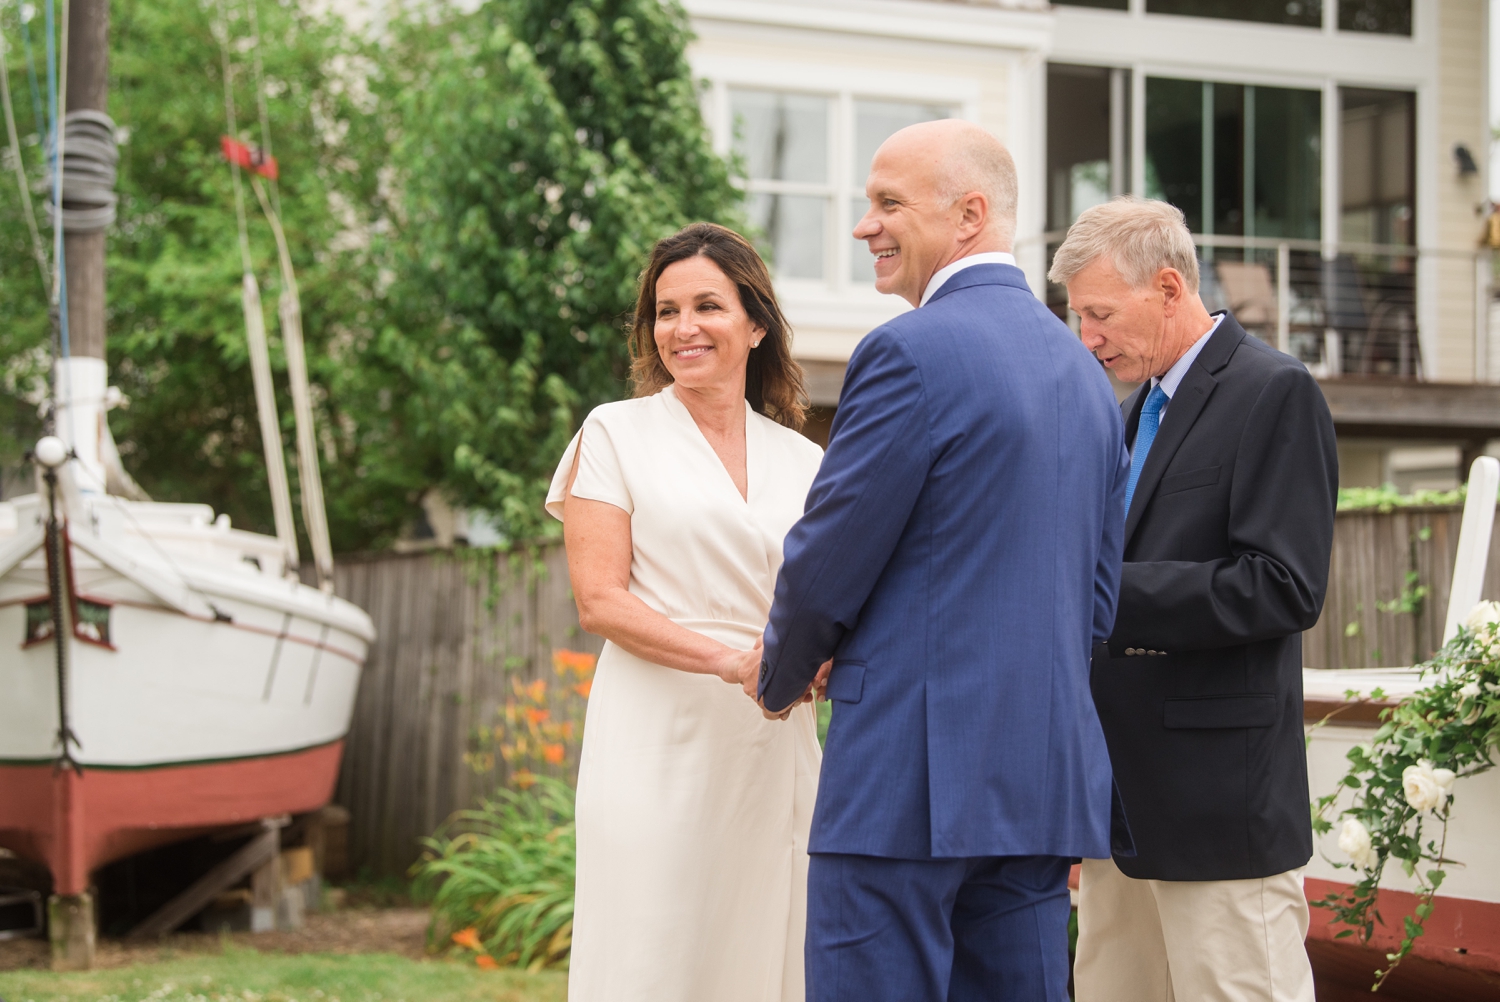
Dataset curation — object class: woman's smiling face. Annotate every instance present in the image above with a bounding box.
[653,254,764,394]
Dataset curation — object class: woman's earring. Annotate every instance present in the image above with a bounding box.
[752,340,761,348]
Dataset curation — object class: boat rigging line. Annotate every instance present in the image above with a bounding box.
[218,0,336,594]
[67,455,234,623]
[36,439,82,773]
[215,0,301,582]
[0,8,51,290]
[250,175,336,594]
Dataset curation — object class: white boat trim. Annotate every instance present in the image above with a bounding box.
[0,525,43,580]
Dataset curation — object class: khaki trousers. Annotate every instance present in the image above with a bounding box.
[1073,856,1315,1002]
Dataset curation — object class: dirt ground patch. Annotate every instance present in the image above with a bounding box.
[0,906,432,971]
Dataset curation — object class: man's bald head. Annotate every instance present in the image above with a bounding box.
[855,120,1019,306]
[878,120,1018,245]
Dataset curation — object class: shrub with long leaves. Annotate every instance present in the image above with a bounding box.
[412,777,576,971]
[1312,601,1500,988]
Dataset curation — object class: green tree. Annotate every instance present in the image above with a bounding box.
[0,0,739,550]
[369,0,741,540]
[0,0,405,549]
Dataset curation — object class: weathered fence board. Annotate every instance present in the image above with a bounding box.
[332,548,600,878]
[1304,508,1500,669]
[333,509,1500,876]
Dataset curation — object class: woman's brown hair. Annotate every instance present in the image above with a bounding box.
[629,222,809,431]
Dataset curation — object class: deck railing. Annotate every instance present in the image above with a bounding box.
[1033,232,1497,383]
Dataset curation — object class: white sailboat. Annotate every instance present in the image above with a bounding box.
[0,0,372,949]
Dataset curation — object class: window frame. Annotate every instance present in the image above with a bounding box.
[702,59,981,302]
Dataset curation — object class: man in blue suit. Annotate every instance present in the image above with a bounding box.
[748,121,1131,1001]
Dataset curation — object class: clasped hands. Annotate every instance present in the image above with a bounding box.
[715,638,831,721]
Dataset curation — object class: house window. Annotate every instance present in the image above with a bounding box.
[1145,77,1321,241]
[1341,88,1415,245]
[1145,0,1322,28]
[728,88,953,288]
[1339,0,1412,35]
[1047,64,1129,233]
[730,90,832,281]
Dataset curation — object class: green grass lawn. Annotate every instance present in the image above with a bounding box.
[0,947,567,1002]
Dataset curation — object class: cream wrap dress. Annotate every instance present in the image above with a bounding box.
[545,384,824,1002]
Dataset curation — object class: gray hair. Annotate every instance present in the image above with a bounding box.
[939,128,1019,245]
[1047,195,1200,292]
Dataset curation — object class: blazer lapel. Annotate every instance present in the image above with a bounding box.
[1122,314,1245,544]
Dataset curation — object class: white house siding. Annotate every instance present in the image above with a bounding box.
[1434,0,1489,381]
[683,0,1489,385]
[683,0,1049,369]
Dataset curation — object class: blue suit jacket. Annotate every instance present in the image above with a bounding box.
[760,264,1129,859]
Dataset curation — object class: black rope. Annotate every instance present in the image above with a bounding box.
[44,465,82,775]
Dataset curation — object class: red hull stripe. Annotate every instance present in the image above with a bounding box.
[0,740,345,895]
[1306,878,1500,976]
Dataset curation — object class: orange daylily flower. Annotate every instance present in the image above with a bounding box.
[573,681,592,699]
[514,769,538,789]
[526,679,547,703]
[542,743,566,764]
[525,707,550,725]
[553,649,598,676]
[475,954,499,970]
[451,927,482,951]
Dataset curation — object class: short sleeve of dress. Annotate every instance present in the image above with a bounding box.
[544,410,633,522]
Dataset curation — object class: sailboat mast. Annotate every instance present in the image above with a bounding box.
[63,0,106,360]
[51,0,116,493]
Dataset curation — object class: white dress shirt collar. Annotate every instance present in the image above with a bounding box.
[1153,312,1225,401]
[919,251,1018,307]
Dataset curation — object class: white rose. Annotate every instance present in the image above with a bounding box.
[1402,760,1453,813]
[1467,601,1500,633]
[1338,818,1378,870]
[1460,681,1482,698]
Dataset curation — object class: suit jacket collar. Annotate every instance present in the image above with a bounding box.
[925,263,1031,305]
[1122,312,1246,544]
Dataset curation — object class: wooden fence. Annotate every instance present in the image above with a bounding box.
[1306,507,1500,670]
[332,547,600,879]
[332,508,1500,876]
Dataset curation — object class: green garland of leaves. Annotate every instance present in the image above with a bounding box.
[1311,601,1500,989]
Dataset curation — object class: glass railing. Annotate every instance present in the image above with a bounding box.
[1035,232,1497,383]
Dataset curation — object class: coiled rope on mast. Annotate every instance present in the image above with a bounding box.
[46,107,117,232]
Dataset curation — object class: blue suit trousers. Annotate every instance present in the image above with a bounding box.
[805,853,1073,1002]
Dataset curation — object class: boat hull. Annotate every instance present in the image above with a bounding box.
[0,740,345,896]
[0,492,374,897]
[1303,669,1500,997]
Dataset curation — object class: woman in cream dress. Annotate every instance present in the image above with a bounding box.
[545,223,825,1002]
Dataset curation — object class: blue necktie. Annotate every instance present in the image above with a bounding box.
[1124,384,1169,514]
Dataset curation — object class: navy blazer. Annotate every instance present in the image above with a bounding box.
[760,264,1130,860]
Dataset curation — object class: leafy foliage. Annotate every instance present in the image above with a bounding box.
[370,0,741,541]
[1311,607,1500,988]
[1336,485,1467,512]
[0,0,739,550]
[413,777,578,972]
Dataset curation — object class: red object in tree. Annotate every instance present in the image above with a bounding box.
[220,135,279,181]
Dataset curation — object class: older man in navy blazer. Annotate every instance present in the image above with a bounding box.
[1053,197,1335,1002]
[740,121,1131,1001]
